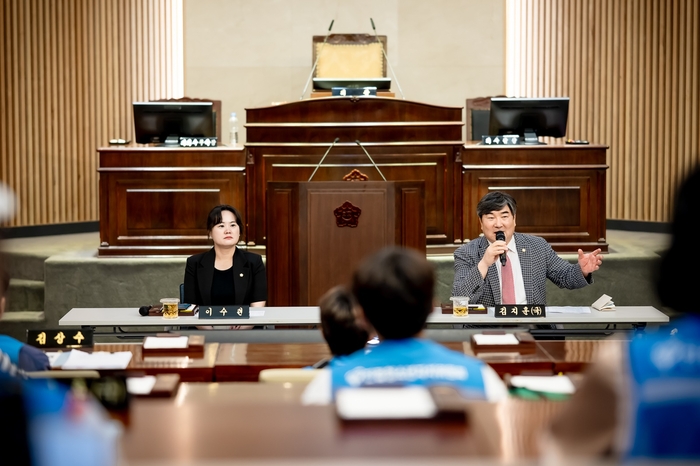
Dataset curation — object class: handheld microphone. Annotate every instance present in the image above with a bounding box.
[308,138,340,181]
[139,305,152,316]
[299,19,335,100]
[369,18,405,99]
[355,140,387,181]
[495,231,507,266]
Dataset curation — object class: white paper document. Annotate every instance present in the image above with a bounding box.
[126,376,157,395]
[547,306,592,314]
[472,334,519,345]
[143,336,189,349]
[61,350,133,370]
[336,387,437,420]
[510,375,576,394]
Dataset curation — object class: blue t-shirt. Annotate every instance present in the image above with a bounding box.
[0,335,50,371]
[330,338,489,399]
[626,315,700,460]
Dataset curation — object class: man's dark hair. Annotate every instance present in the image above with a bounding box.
[476,191,517,218]
[319,285,369,356]
[352,247,435,339]
[206,205,244,239]
[656,166,700,315]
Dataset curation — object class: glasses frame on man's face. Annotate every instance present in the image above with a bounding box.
[479,206,517,244]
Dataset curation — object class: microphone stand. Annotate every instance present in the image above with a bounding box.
[308,138,340,181]
[370,18,405,99]
[299,20,335,100]
[355,140,387,181]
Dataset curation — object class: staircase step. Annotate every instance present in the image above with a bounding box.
[0,311,45,322]
[5,278,44,313]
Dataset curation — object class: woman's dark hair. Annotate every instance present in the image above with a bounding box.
[319,285,369,356]
[352,247,434,340]
[206,205,244,239]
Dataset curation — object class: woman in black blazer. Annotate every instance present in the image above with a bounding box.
[184,205,267,307]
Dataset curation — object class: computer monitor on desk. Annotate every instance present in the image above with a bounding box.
[133,102,215,145]
[488,97,569,145]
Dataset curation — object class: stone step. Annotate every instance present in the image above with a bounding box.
[5,278,44,314]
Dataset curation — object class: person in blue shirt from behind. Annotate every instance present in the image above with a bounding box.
[547,166,700,461]
[0,268,50,371]
[303,247,507,404]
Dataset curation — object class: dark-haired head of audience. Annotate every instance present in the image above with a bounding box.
[656,166,700,315]
[319,286,369,356]
[352,247,434,340]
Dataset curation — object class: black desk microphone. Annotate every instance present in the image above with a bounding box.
[495,231,507,266]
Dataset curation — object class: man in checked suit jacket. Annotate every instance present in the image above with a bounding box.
[453,191,603,306]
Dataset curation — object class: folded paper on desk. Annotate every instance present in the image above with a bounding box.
[510,375,575,395]
[336,387,438,420]
[592,294,616,311]
[60,350,132,370]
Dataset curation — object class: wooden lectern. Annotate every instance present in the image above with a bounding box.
[266,180,425,306]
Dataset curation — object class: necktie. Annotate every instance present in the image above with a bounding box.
[501,254,516,304]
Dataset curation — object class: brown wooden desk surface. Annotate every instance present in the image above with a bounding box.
[214,340,573,382]
[122,382,568,462]
[80,343,219,382]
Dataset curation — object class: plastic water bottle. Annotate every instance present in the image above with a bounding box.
[228,112,239,147]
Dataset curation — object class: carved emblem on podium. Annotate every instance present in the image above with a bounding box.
[334,201,361,228]
[343,169,369,182]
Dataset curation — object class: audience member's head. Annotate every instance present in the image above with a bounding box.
[352,247,434,340]
[318,285,368,356]
[657,166,700,315]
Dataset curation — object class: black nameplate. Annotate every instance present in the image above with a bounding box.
[198,305,249,319]
[26,329,94,349]
[494,305,546,318]
[481,134,520,145]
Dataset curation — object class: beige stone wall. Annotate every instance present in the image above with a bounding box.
[183,0,505,143]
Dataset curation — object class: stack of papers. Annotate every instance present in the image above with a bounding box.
[510,375,576,395]
[60,350,133,370]
[592,294,616,311]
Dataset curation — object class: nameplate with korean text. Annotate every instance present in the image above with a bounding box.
[27,329,94,349]
[494,305,547,318]
[198,305,250,320]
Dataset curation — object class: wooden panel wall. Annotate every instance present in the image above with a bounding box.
[0,0,182,227]
[507,0,699,222]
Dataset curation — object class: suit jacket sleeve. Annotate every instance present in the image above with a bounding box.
[183,255,201,304]
[249,253,267,303]
[452,241,489,303]
[542,240,591,290]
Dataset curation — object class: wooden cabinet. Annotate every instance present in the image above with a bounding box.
[98,146,245,256]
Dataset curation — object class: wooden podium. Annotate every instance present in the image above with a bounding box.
[267,181,425,306]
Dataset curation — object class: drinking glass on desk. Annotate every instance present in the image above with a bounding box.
[450,296,469,316]
[160,298,179,319]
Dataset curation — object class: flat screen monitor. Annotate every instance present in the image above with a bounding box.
[488,97,569,144]
[133,102,215,145]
